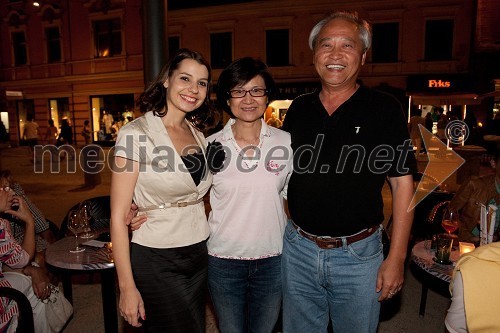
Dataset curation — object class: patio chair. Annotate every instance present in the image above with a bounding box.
[0,286,35,333]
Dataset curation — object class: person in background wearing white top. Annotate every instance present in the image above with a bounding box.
[206,57,292,332]
[22,115,40,161]
[110,48,215,332]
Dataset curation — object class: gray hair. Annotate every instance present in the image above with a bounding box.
[308,11,372,52]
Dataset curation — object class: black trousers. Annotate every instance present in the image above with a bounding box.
[131,240,208,333]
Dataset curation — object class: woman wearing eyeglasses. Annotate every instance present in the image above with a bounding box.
[0,183,59,332]
[206,57,293,332]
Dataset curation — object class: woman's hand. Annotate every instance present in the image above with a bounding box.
[6,196,35,226]
[23,265,52,300]
[119,288,146,327]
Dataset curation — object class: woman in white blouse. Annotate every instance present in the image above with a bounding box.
[206,57,292,332]
[111,49,215,332]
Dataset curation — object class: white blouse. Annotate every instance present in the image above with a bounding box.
[115,112,212,249]
[206,119,292,259]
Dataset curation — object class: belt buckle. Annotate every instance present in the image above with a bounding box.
[177,201,188,207]
[315,237,342,249]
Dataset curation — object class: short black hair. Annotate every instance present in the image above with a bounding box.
[216,57,276,118]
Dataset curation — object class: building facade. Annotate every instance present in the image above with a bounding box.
[1,0,497,147]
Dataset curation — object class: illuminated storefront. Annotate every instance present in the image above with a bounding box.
[407,75,481,122]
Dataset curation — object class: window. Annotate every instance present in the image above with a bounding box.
[12,31,27,66]
[210,32,232,69]
[425,20,454,61]
[46,27,61,63]
[48,98,70,131]
[17,99,34,141]
[90,94,134,142]
[168,36,180,58]
[371,23,399,63]
[93,18,122,57]
[266,29,289,67]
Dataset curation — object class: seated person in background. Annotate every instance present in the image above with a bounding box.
[0,183,54,332]
[445,242,500,333]
[0,171,55,251]
[0,170,55,298]
[449,154,500,242]
[266,111,283,128]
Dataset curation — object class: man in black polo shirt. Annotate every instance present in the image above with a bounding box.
[281,11,416,332]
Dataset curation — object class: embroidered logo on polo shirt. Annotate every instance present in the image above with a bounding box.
[266,160,285,175]
[355,126,360,134]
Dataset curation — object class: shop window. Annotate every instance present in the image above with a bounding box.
[12,31,27,66]
[266,29,289,67]
[17,100,35,142]
[210,32,232,69]
[0,112,9,144]
[48,98,70,131]
[168,36,180,58]
[90,94,134,143]
[46,26,62,63]
[371,22,399,63]
[425,20,454,61]
[93,18,122,58]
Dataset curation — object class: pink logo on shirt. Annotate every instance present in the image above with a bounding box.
[266,160,284,175]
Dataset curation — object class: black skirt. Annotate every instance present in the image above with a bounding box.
[131,240,208,333]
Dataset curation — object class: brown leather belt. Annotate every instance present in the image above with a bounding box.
[291,222,378,249]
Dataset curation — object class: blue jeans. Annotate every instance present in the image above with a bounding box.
[282,221,383,333]
[208,255,282,333]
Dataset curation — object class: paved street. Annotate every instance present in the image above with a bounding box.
[1,146,451,332]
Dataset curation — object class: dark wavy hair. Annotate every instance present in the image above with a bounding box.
[216,57,276,118]
[136,48,217,131]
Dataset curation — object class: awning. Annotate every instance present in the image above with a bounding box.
[478,90,500,100]
[407,93,481,106]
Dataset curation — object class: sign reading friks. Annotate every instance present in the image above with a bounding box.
[407,75,475,93]
[428,80,451,88]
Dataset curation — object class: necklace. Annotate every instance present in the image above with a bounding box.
[231,124,261,149]
[230,134,264,169]
[230,122,264,168]
[235,136,260,147]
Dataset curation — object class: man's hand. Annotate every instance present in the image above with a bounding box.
[125,202,147,231]
[376,257,405,301]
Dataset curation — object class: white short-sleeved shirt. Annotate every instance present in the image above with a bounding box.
[114,112,212,248]
[206,119,292,259]
[445,271,467,333]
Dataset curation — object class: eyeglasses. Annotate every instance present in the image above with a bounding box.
[0,186,11,192]
[228,88,268,98]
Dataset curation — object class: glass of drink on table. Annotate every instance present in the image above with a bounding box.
[442,209,460,236]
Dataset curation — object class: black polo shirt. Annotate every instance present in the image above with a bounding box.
[282,85,417,237]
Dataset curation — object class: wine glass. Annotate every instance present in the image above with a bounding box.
[78,202,94,239]
[442,209,460,236]
[67,210,85,253]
